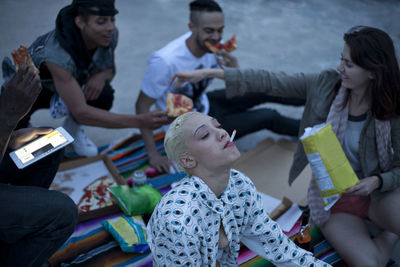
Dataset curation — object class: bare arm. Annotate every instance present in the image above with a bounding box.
[136,92,172,173]
[46,61,168,129]
[170,68,225,89]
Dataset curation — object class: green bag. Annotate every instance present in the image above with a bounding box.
[108,185,162,215]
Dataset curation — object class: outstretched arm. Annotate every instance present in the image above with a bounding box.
[172,68,338,101]
[46,61,169,129]
[170,68,225,89]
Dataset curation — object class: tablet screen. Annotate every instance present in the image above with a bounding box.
[14,129,69,164]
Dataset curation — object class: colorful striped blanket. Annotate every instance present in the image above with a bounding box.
[53,133,398,266]
[50,212,351,266]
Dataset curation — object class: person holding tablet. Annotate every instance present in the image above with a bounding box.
[0,64,78,266]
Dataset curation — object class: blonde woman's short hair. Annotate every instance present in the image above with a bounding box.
[164,112,196,171]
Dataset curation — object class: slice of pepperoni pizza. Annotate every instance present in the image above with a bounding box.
[204,40,220,54]
[166,93,194,117]
[205,34,237,53]
[11,45,39,75]
[77,175,117,213]
[222,34,237,52]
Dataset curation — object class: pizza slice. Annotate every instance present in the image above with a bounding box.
[223,34,237,52]
[166,93,194,117]
[11,45,39,75]
[205,34,237,54]
[204,40,220,54]
[77,175,117,213]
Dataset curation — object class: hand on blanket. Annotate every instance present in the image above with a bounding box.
[344,176,381,196]
[148,153,171,174]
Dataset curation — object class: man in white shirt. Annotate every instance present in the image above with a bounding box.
[136,0,304,173]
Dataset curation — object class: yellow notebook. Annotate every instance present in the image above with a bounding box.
[300,123,359,210]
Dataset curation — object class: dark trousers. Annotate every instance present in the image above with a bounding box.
[0,149,78,267]
[207,89,305,138]
[16,82,115,129]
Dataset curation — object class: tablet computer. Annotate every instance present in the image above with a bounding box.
[9,127,74,169]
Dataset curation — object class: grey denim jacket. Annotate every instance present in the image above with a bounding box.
[224,67,400,198]
[29,29,117,92]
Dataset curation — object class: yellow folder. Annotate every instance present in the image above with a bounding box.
[300,123,359,209]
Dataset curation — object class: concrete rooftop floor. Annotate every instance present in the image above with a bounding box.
[1,0,399,150]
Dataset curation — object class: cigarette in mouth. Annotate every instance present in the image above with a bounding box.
[229,130,237,142]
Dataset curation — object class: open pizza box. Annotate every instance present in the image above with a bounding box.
[234,137,312,204]
[234,138,312,227]
[50,154,125,222]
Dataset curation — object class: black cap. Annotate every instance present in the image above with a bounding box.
[71,0,118,16]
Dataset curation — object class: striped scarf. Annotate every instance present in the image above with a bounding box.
[307,86,393,226]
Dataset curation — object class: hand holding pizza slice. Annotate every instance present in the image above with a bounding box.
[11,45,39,75]
[166,93,194,117]
[205,34,237,54]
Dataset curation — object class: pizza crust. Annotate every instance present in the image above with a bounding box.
[204,35,237,54]
[11,45,39,75]
[204,41,219,54]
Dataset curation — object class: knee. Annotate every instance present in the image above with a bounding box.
[258,109,283,127]
[101,89,114,110]
[50,191,78,233]
[87,83,115,111]
[260,108,280,120]
[99,83,115,110]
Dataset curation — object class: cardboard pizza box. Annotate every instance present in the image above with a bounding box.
[52,154,126,222]
[234,138,312,205]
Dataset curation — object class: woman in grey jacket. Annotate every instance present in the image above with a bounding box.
[170,26,400,266]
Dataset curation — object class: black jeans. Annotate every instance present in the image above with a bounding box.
[16,82,115,130]
[0,149,78,267]
[207,89,305,138]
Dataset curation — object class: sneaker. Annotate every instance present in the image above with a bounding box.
[63,115,98,157]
